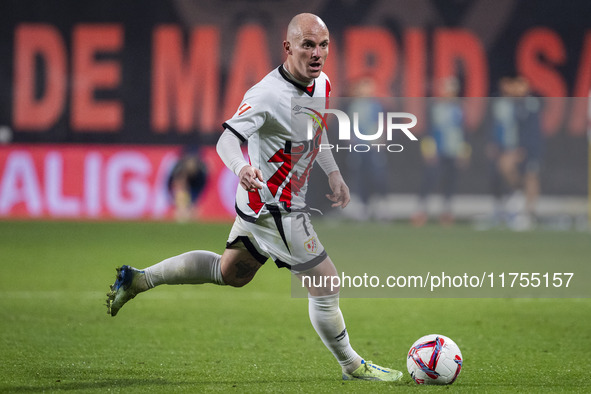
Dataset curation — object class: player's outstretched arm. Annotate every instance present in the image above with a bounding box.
[326,171,350,208]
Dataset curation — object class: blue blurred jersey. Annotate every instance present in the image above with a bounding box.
[430,100,464,158]
[492,97,519,151]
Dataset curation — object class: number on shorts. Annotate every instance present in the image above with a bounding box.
[296,213,310,237]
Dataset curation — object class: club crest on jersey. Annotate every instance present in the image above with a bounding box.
[237,102,252,116]
[304,237,319,254]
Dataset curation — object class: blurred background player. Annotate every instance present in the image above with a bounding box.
[487,75,542,230]
[167,146,208,222]
[512,76,542,229]
[488,76,519,222]
[412,76,470,226]
[344,75,389,221]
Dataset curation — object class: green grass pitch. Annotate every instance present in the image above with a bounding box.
[0,220,590,393]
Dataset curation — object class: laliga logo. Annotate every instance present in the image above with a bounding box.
[304,108,418,153]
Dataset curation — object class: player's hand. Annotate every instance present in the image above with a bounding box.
[238,165,264,192]
[326,171,350,208]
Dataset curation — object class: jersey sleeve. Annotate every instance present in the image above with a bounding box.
[216,129,249,176]
[316,128,339,175]
[222,86,269,142]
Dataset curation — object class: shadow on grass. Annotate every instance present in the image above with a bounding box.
[4,378,183,392]
[4,376,396,392]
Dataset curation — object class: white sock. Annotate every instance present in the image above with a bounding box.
[308,293,361,373]
[144,250,225,288]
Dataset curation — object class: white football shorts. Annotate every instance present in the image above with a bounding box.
[226,208,327,273]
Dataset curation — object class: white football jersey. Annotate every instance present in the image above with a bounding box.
[223,65,332,222]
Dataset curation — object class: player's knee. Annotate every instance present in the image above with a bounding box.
[308,285,339,297]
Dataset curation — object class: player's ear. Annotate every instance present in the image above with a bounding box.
[283,40,292,55]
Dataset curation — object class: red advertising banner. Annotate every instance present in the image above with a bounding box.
[0,144,237,221]
[3,1,591,145]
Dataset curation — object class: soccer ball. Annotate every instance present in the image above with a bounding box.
[407,334,463,385]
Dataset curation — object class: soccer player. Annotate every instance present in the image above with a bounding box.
[512,76,542,229]
[345,75,389,221]
[487,76,542,230]
[167,146,208,222]
[106,13,403,382]
[412,77,470,226]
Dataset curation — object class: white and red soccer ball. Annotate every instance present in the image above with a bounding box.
[407,334,463,385]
